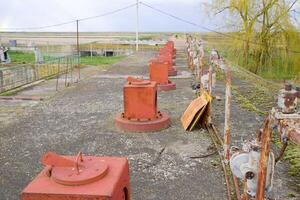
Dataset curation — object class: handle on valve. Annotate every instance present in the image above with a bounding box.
[41,151,84,174]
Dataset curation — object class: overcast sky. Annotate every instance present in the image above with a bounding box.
[0,0,225,32]
[0,0,299,32]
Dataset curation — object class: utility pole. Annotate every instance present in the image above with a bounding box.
[136,0,139,52]
[76,20,80,80]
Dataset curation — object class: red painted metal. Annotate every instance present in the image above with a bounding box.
[157,55,177,76]
[115,112,171,132]
[156,41,177,77]
[22,152,131,200]
[149,59,176,91]
[165,41,176,58]
[115,77,171,132]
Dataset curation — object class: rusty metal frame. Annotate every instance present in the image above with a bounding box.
[224,65,232,162]
[256,116,271,200]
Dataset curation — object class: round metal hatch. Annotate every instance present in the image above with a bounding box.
[51,157,108,186]
[130,80,151,85]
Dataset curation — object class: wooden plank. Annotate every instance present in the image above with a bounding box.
[181,90,211,131]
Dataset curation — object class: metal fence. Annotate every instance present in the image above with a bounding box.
[0,55,79,93]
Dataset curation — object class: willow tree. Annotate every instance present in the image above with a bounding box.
[211,0,258,65]
[254,0,298,74]
[211,0,299,75]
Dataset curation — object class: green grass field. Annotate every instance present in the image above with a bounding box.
[9,51,35,64]
[8,50,125,68]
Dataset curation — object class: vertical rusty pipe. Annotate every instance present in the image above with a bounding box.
[222,160,232,200]
[207,64,213,124]
[256,117,271,200]
[233,176,241,200]
[76,20,80,80]
[224,65,232,162]
[199,57,205,89]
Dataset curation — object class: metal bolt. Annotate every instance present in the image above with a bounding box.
[245,171,255,180]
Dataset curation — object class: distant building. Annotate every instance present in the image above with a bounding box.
[9,40,17,47]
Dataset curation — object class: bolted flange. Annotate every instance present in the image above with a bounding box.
[115,112,171,132]
[157,81,176,92]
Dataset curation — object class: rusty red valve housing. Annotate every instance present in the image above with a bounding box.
[115,77,171,132]
[21,152,131,200]
[158,46,177,77]
[163,41,176,58]
[149,59,176,91]
[158,53,173,66]
[278,83,299,114]
[156,56,177,76]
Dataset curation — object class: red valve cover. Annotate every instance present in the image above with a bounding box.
[21,157,130,200]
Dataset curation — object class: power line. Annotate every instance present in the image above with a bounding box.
[78,3,137,22]
[140,1,300,54]
[0,3,137,31]
[0,20,76,31]
[292,9,300,15]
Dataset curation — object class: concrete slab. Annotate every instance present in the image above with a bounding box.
[0,43,226,200]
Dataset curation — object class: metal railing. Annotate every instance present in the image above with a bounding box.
[0,54,79,93]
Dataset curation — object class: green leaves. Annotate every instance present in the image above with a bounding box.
[211,0,300,79]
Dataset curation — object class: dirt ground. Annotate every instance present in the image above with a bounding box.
[0,39,298,200]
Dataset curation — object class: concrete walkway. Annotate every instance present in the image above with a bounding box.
[0,44,226,199]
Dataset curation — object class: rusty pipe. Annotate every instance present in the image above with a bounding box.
[233,176,241,200]
[211,124,241,200]
[224,65,232,162]
[256,116,271,200]
[206,124,232,200]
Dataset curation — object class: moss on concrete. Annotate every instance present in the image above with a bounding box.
[232,86,266,116]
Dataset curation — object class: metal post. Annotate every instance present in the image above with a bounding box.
[90,43,93,59]
[70,56,73,83]
[76,20,80,80]
[224,65,231,162]
[65,57,69,87]
[136,0,139,52]
[256,117,271,200]
[208,64,213,95]
[207,64,213,124]
[199,56,204,87]
[56,58,60,91]
[46,41,49,57]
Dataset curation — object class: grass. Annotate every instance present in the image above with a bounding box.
[0,90,16,96]
[260,69,296,80]
[8,51,125,69]
[272,135,300,192]
[80,55,126,69]
[232,86,267,116]
[9,51,35,64]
